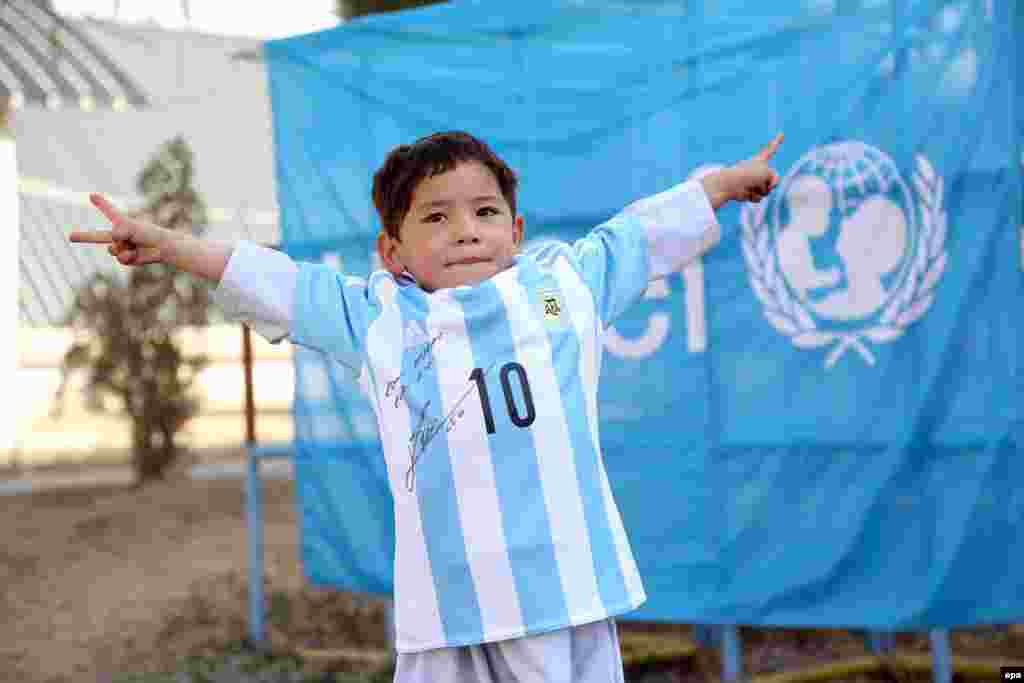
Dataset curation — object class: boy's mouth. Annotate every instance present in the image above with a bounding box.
[447,256,490,266]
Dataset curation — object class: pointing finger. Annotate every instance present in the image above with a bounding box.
[69,229,114,244]
[755,132,784,161]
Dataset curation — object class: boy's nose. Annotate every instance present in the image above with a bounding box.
[453,220,481,244]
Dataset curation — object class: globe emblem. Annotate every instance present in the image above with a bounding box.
[742,141,947,369]
[769,142,918,322]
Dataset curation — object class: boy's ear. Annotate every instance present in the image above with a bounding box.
[512,214,525,248]
[377,232,405,276]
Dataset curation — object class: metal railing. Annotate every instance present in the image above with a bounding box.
[244,442,394,651]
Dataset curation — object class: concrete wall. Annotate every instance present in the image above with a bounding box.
[8,324,296,469]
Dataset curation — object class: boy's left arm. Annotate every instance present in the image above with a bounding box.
[570,134,783,324]
[627,133,784,280]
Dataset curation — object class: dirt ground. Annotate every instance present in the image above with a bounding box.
[1,469,392,682]
[2,467,1021,683]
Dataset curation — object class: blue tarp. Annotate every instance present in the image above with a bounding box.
[265,0,1023,627]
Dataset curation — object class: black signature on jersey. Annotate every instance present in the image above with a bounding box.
[403,360,498,493]
[384,332,445,409]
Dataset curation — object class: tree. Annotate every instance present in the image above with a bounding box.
[1,97,11,134]
[336,0,446,20]
[54,136,212,484]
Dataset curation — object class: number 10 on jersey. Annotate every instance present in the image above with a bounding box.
[469,363,536,434]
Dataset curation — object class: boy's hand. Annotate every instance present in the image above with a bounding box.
[701,133,784,209]
[68,194,174,266]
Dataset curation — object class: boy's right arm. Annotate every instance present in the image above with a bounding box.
[215,244,372,360]
[210,241,371,358]
[70,194,234,282]
[69,194,297,342]
[69,194,369,355]
[211,241,297,344]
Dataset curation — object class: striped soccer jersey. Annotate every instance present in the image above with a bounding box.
[212,179,720,652]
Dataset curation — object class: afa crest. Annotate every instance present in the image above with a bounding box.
[538,288,566,325]
[741,141,948,369]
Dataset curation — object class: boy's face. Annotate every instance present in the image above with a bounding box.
[378,161,523,292]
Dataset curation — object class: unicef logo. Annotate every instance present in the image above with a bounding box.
[741,141,947,368]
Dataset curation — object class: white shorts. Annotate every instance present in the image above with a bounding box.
[393,618,625,683]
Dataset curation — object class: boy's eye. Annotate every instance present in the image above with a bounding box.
[478,206,500,216]
[424,212,445,223]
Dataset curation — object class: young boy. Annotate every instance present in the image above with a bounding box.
[71,130,782,682]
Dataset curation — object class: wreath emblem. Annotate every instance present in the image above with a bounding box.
[741,154,947,368]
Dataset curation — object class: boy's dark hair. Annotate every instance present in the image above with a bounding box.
[372,131,518,240]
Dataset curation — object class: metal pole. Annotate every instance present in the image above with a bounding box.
[243,323,256,445]
[722,625,743,682]
[246,445,264,648]
[929,629,952,683]
[242,323,265,648]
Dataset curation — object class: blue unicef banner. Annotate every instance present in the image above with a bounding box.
[265,0,1023,627]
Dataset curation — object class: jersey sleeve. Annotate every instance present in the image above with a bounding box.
[572,179,720,324]
[211,240,372,361]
